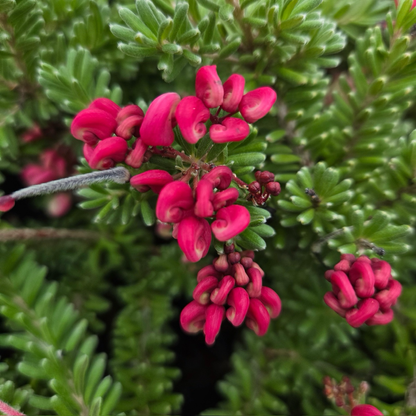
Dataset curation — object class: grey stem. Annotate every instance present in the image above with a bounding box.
[11,167,130,201]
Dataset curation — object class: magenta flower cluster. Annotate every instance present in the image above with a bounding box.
[181,249,281,344]
[324,254,402,327]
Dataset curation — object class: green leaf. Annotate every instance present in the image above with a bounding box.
[141,200,155,226]
[227,152,265,167]
[297,208,315,225]
[237,229,267,251]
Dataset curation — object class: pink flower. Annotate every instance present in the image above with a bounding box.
[0,195,15,212]
[246,267,262,298]
[323,292,348,317]
[140,92,181,146]
[329,271,358,309]
[193,276,218,305]
[259,287,281,318]
[21,124,42,143]
[47,192,72,217]
[210,275,235,305]
[115,115,144,139]
[351,404,383,416]
[239,87,277,123]
[348,261,375,298]
[116,104,144,124]
[202,166,233,190]
[84,136,128,170]
[226,287,250,326]
[211,205,250,241]
[156,181,194,223]
[195,65,224,108]
[177,216,212,262]
[71,108,117,145]
[233,263,250,286]
[366,307,394,326]
[89,98,121,118]
[221,74,245,113]
[130,170,173,194]
[125,139,148,169]
[21,165,57,185]
[346,298,380,328]
[175,96,210,144]
[246,298,270,336]
[209,117,250,143]
[374,279,402,310]
[180,300,207,333]
[194,179,214,218]
[204,304,225,345]
[370,258,391,289]
[197,264,222,282]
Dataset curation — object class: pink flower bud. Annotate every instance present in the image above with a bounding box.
[131,170,173,194]
[239,87,277,123]
[115,115,144,139]
[248,181,261,194]
[125,138,148,169]
[116,104,144,124]
[325,270,334,281]
[71,109,117,145]
[211,205,250,241]
[241,250,255,259]
[258,171,274,184]
[366,307,394,326]
[265,181,281,196]
[370,259,391,290]
[21,124,42,143]
[227,252,241,264]
[213,254,229,273]
[176,96,210,144]
[233,263,250,286]
[221,74,245,113]
[212,188,239,211]
[47,193,72,217]
[89,98,121,118]
[250,262,265,278]
[197,265,222,282]
[210,275,235,305]
[224,243,235,254]
[348,261,375,298]
[323,292,348,317]
[83,143,94,163]
[246,298,270,336]
[240,256,253,269]
[259,287,281,319]
[140,92,181,146]
[246,267,262,298]
[41,150,67,178]
[374,279,402,310]
[346,298,379,328]
[0,195,15,212]
[226,287,249,326]
[180,300,207,333]
[341,253,356,263]
[194,179,214,218]
[356,255,371,264]
[330,271,358,309]
[177,216,212,262]
[193,276,219,305]
[21,165,57,186]
[87,136,128,170]
[204,304,225,345]
[203,166,233,190]
[351,404,383,416]
[156,181,194,222]
[210,117,250,143]
[195,65,223,108]
[334,259,351,272]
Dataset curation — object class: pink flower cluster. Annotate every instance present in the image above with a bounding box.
[248,170,281,205]
[131,166,251,262]
[324,254,402,327]
[180,249,281,344]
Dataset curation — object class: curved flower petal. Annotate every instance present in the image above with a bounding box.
[233,263,250,286]
[211,205,250,241]
[330,271,358,309]
[239,87,277,123]
[140,92,180,146]
[210,275,235,305]
[88,136,128,170]
[221,74,245,113]
[193,276,218,305]
[115,115,144,139]
[195,65,223,108]
[156,181,194,222]
[89,98,121,118]
[197,264,222,282]
[259,287,281,319]
[226,287,249,326]
[194,179,214,218]
[131,169,174,194]
[374,279,402,310]
[176,96,210,144]
[177,216,212,262]
[246,298,270,336]
[348,261,375,298]
[246,267,262,298]
[210,117,250,143]
[351,405,383,416]
[212,188,239,211]
[202,166,233,190]
[204,304,225,345]
[125,138,148,169]
[346,298,379,328]
[180,300,207,333]
[116,104,144,124]
[370,258,391,290]
[323,292,349,318]
[366,307,394,326]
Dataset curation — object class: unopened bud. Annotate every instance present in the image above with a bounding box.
[224,243,235,254]
[228,252,241,264]
[266,181,281,196]
[248,181,262,194]
[213,254,229,272]
[259,171,275,184]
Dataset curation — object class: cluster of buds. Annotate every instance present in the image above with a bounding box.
[180,248,281,344]
[324,376,382,415]
[248,170,281,205]
[131,166,251,262]
[324,255,402,327]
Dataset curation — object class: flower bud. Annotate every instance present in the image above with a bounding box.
[180,300,207,333]
[210,117,250,143]
[193,276,219,305]
[241,250,255,259]
[0,195,15,212]
[89,98,121,118]
[47,193,72,217]
[21,165,57,186]
[124,138,148,169]
[194,179,214,218]
[197,265,222,282]
[213,254,229,273]
[195,65,223,108]
[87,136,128,170]
[366,307,394,326]
[334,259,351,273]
[131,170,173,194]
[116,104,144,124]
[210,275,235,305]
[246,298,270,336]
[248,181,261,194]
[370,259,391,290]
[350,404,383,416]
[258,171,274,184]
[374,279,402,309]
[221,74,245,113]
[330,271,358,309]
[345,298,379,328]
[233,263,249,286]
[227,252,241,264]
[226,287,249,326]
[156,181,194,222]
[259,287,281,318]
[224,243,235,254]
[323,292,348,317]
[204,304,225,345]
[212,188,239,211]
[203,166,233,190]
[246,267,262,298]
[177,216,211,262]
[348,261,375,298]
[266,181,281,196]
[240,256,253,269]
[211,205,250,241]
[115,115,143,139]
[239,87,277,123]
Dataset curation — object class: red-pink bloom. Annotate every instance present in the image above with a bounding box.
[115,115,143,139]
[177,216,212,262]
[175,96,210,144]
[246,267,263,298]
[210,275,235,305]
[211,205,250,241]
[323,292,348,317]
[85,136,128,170]
[125,139,148,169]
[239,87,277,123]
[226,287,250,326]
[180,300,207,333]
[366,307,394,326]
[210,117,250,143]
[197,265,222,282]
[256,171,274,184]
[233,263,250,286]
[156,181,194,222]
[374,279,402,310]
[240,256,253,269]
[265,181,281,196]
[246,298,270,336]
[204,304,225,345]
[194,179,214,218]
[251,262,265,277]
[213,253,229,273]
[0,195,15,212]
[370,258,391,290]
[259,287,281,319]
[21,124,42,143]
[195,65,223,108]
[348,261,375,298]
[221,74,245,113]
[131,169,173,194]
[47,193,72,217]
[334,259,351,272]
[71,108,117,145]
[21,165,57,185]
[116,104,144,124]
[193,276,219,305]
[203,166,233,190]
[89,98,121,118]
[140,92,180,146]
[228,252,241,264]
[351,404,383,416]
[330,271,358,309]
[346,298,379,328]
